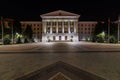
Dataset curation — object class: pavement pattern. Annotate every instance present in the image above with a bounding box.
[16,61,105,80]
[0,42,120,80]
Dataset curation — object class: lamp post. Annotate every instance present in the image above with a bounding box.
[108,18,110,43]
[11,22,14,44]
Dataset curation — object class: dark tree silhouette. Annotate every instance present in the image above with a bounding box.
[24,25,33,41]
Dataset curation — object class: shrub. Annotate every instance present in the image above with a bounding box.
[4,38,11,45]
[16,37,22,44]
[24,38,29,43]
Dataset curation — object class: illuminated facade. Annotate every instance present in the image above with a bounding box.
[21,10,97,42]
[41,10,80,42]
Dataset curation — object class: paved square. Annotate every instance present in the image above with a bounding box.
[0,42,120,80]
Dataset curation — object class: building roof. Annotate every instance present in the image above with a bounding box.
[40,10,80,17]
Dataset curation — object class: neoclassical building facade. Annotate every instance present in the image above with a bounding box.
[21,10,97,42]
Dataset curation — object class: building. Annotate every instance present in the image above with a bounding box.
[78,21,97,41]
[21,10,97,42]
[21,21,42,42]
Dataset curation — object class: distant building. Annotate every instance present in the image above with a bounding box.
[20,21,42,42]
[20,10,97,42]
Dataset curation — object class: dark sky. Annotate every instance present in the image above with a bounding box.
[0,0,120,21]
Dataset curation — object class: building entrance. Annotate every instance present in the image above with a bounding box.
[65,36,67,40]
[59,36,61,40]
[53,36,56,40]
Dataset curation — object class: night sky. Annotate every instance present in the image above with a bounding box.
[0,0,120,21]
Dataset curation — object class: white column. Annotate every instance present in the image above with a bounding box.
[68,21,70,33]
[50,22,52,34]
[44,21,46,34]
[62,21,64,33]
[74,21,76,33]
[56,21,58,33]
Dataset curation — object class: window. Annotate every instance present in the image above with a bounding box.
[64,31,68,33]
[53,30,56,33]
[58,22,62,25]
[65,22,68,25]
[81,24,83,26]
[88,28,90,30]
[85,28,87,30]
[92,24,95,26]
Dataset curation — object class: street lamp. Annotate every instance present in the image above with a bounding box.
[108,18,110,43]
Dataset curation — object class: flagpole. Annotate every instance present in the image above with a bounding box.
[12,22,13,44]
[108,18,110,43]
[1,17,4,44]
[118,15,120,43]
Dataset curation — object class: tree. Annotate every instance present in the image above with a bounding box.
[24,25,33,42]
[94,21,104,35]
[13,20,22,34]
[92,21,104,42]
[93,20,117,43]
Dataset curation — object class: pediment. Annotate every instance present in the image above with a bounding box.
[41,10,80,17]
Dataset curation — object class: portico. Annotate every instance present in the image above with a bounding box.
[41,10,80,42]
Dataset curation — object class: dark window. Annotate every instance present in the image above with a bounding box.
[81,24,83,26]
